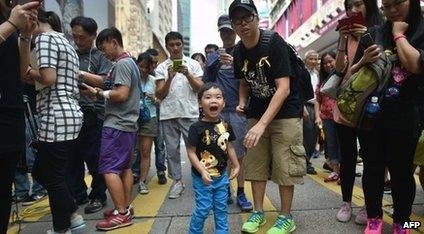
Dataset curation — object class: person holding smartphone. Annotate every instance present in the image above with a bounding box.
[333,0,383,225]
[154,31,203,199]
[0,1,39,232]
[352,0,424,232]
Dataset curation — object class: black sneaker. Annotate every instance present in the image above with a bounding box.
[157,171,167,185]
[22,193,46,206]
[13,194,29,203]
[133,175,140,185]
[307,165,317,175]
[84,199,106,214]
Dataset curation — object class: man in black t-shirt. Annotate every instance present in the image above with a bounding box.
[229,0,306,233]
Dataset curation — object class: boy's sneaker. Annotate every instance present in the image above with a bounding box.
[22,193,46,206]
[96,210,133,231]
[393,223,411,234]
[355,207,367,225]
[157,171,167,185]
[237,192,253,211]
[266,215,296,234]
[70,214,86,231]
[241,211,266,233]
[364,218,383,234]
[168,182,185,199]
[103,205,134,218]
[139,182,149,194]
[336,202,352,222]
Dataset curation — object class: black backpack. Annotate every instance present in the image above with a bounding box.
[234,30,314,105]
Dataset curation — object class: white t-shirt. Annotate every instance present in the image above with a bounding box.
[155,56,203,120]
[308,69,319,101]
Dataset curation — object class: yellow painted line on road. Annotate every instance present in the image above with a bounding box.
[309,166,424,233]
[7,174,93,234]
[107,175,172,234]
[231,180,278,234]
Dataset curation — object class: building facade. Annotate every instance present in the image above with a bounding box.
[178,0,191,56]
[115,0,152,56]
[270,0,424,57]
[148,0,173,61]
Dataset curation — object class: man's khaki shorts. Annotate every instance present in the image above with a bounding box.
[243,118,306,186]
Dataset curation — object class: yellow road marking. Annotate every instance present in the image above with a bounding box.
[310,165,424,233]
[107,174,172,234]
[7,173,94,233]
[231,180,279,234]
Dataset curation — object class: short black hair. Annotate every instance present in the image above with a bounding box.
[137,52,154,65]
[191,53,206,63]
[70,16,98,35]
[197,82,225,101]
[145,48,159,56]
[96,27,123,49]
[204,44,219,52]
[38,10,62,33]
[165,31,183,46]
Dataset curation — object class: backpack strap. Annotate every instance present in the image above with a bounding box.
[259,30,274,58]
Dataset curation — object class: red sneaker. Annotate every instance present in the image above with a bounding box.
[324,172,339,183]
[103,206,134,218]
[96,210,133,231]
[364,218,383,234]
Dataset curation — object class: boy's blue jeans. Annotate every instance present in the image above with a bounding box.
[189,171,229,234]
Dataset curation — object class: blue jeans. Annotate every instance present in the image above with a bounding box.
[322,119,341,165]
[154,112,166,172]
[189,172,229,234]
[14,116,45,197]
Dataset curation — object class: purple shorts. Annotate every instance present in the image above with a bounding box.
[99,127,137,175]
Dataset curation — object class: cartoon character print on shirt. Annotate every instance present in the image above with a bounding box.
[241,56,277,99]
[200,122,231,177]
[200,151,220,177]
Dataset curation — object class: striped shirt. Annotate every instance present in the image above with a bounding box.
[35,31,83,142]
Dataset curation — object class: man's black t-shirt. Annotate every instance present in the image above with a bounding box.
[188,120,235,178]
[0,16,25,154]
[234,29,302,119]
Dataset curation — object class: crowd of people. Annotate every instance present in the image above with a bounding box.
[1,0,424,233]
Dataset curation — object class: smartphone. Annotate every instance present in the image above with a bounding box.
[361,33,374,48]
[336,12,365,30]
[172,59,183,72]
[218,47,226,55]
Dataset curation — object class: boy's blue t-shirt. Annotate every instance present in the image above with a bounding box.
[188,120,235,178]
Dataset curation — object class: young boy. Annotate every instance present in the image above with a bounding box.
[187,83,240,233]
[85,27,140,231]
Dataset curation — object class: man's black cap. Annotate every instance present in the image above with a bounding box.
[228,0,258,19]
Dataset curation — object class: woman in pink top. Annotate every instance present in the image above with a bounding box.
[315,52,341,183]
[333,0,383,225]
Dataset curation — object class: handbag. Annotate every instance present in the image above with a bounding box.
[138,82,151,124]
[320,72,342,99]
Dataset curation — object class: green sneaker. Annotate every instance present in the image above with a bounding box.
[266,215,296,234]
[242,211,266,233]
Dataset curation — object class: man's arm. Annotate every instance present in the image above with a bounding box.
[155,65,175,100]
[180,65,203,92]
[236,78,249,114]
[80,71,105,88]
[96,85,130,103]
[243,77,290,148]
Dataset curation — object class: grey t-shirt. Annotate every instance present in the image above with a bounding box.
[103,58,140,132]
[77,48,112,118]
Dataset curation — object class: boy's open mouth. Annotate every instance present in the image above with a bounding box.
[209,106,218,112]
